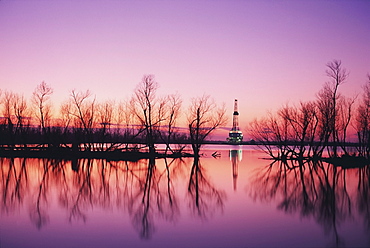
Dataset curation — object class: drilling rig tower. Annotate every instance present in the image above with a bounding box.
[227,99,243,143]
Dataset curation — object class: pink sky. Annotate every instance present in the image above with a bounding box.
[1,0,369,131]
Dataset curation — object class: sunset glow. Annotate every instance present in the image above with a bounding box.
[1,1,369,130]
[1,2,370,247]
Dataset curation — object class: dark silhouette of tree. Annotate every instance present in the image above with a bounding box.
[249,110,298,159]
[0,91,32,146]
[249,60,357,160]
[1,91,15,143]
[96,100,114,150]
[69,90,96,150]
[58,100,73,146]
[131,75,171,156]
[157,93,183,154]
[114,100,141,148]
[132,75,157,155]
[13,93,30,146]
[278,102,319,158]
[187,95,227,157]
[32,82,53,140]
[249,114,278,158]
[336,95,356,154]
[355,74,370,158]
[316,60,348,157]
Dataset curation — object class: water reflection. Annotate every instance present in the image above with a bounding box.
[1,156,226,240]
[187,157,226,220]
[129,158,180,239]
[1,154,369,247]
[2,158,28,214]
[249,159,370,247]
[229,148,242,191]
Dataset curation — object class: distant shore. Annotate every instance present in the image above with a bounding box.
[0,141,364,161]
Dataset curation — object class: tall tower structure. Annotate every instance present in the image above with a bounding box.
[228,99,243,143]
[232,99,240,131]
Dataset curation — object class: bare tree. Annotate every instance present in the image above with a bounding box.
[60,101,72,131]
[355,74,370,157]
[336,95,356,154]
[249,110,293,159]
[115,101,126,135]
[249,116,276,158]
[249,60,358,160]
[69,90,96,150]
[96,100,115,149]
[32,82,53,136]
[116,100,136,145]
[249,103,318,160]
[13,93,30,145]
[278,102,319,158]
[97,100,114,131]
[316,60,348,157]
[157,93,182,154]
[131,75,165,156]
[187,95,227,157]
[0,91,31,145]
[1,91,15,131]
[13,93,28,128]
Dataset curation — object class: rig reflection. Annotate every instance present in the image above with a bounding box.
[229,147,242,191]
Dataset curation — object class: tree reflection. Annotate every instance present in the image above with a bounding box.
[0,157,188,238]
[29,159,48,229]
[29,159,70,229]
[160,158,180,222]
[1,158,28,214]
[129,157,181,239]
[249,159,370,247]
[8,155,367,244]
[129,158,156,239]
[187,157,226,220]
[357,165,370,230]
[68,159,96,223]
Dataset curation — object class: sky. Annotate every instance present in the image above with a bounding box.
[0,0,369,131]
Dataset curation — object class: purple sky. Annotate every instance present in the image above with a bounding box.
[1,0,369,128]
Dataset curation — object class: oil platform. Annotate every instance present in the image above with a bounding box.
[227,99,243,143]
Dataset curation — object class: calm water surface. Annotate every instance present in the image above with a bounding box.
[1,145,369,248]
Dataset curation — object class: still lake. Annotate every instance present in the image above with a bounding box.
[1,145,369,248]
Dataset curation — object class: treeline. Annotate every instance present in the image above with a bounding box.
[0,75,226,157]
[249,60,370,159]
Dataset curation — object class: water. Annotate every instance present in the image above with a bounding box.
[1,145,369,248]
